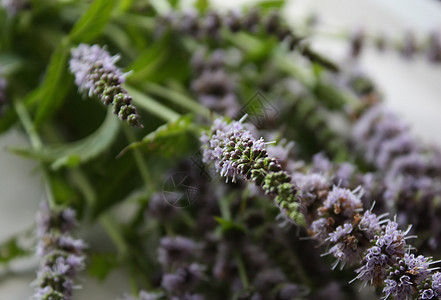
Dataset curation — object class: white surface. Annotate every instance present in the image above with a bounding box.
[1,0,441,298]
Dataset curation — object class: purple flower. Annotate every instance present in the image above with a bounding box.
[294,173,329,205]
[1,0,27,16]
[148,192,178,220]
[171,294,205,300]
[383,275,414,300]
[32,203,85,300]
[161,263,205,295]
[428,31,441,62]
[311,152,333,174]
[253,268,286,292]
[357,211,383,240]
[119,290,161,300]
[202,117,305,225]
[432,272,441,292]
[355,221,410,286]
[309,218,329,241]
[322,186,362,218]
[158,236,199,268]
[374,132,416,168]
[278,283,301,300]
[36,202,77,237]
[69,44,142,127]
[383,254,431,299]
[327,223,353,243]
[376,221,408,257]
[335,162,356,187]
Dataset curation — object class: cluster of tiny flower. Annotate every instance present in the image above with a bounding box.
[32,202,86,300]
[201,117,305,225]
[347,27,441,63]
[190,48,239,117]
[1,0,28,16]
[158,236,206,299]
[292,159,441,299]
[155,9,338,71]
[118,290,161,300]
[202,117,441,299]
[353,104,441,250]
[69,44,142,127]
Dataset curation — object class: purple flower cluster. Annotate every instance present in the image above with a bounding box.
[161,263,205,295]
[32,202,86,300]
[1,0,27,16]
[158,236,199,268]
[155,9,338,71]
[191,49,239,117]
[69,44,142,127]
[157,236,206,299]
[353,104,441,177]
[202,117,441,299]
[201,117,305,225]
[352,104,441,250]
[119,290,161,300]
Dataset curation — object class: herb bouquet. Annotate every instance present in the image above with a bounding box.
[1,1,441,299]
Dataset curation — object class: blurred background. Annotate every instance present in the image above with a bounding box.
[0,0,440,298]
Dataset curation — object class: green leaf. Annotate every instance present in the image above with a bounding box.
[69,0,116,43]
[33,44,71,126]
[149,0,172,14]
[119,114,196,157]
[9,108,120,170]
[88,253,119,281]
[213,217,246,233]
[225,32,278,61]
[254,0,285,10]
[0,53,23,75]
[126,36,170,83]
[195,0,209,12]
[0,237,30,264]
[313,82,356,110]
[0,90,39,135]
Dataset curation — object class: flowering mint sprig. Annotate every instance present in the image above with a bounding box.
[202,117,441,299]
[293,160,441,299]
[201,116,306,226]
[69,44,143,128]
[32,202,86,300]
[352,104,441,251]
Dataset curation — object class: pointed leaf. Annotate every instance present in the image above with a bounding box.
[88,253,119,281]
[119,114,196,157]
[69,0,116,43]
[0,237,31,264]
[33,45,71,126]
[9,109,120,170]
[213,217,246,233]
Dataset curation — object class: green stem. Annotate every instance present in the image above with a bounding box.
[99,214,129,256]
[122,124,153,187]
[273,50,315,87]
[70,168,96,207]
[14,100,57,209]
[138,82,211,118]
[125,85,180,122]
[14,101,41,149]
[234,250,249,289]
[116,13,155,30]
[68,167,130,257]
[216,193,249,288]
